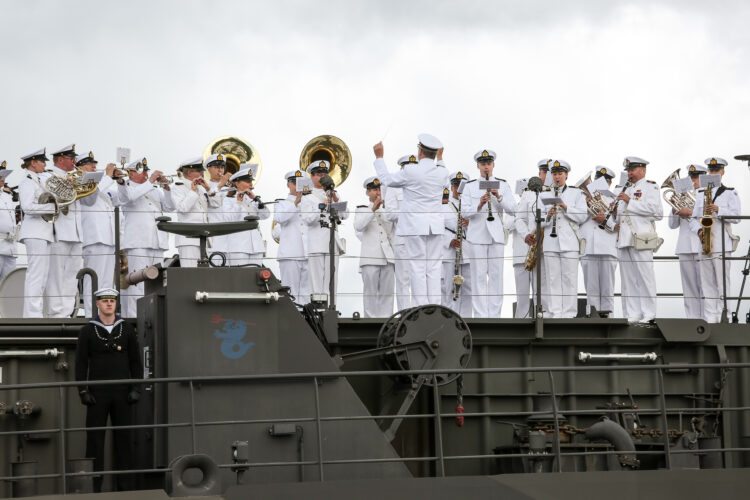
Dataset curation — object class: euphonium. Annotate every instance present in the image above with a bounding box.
[661,168,695,211]
[700,184,714,255]
[574,172,613,230]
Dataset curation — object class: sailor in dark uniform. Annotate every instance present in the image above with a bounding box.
[75,288,142,492]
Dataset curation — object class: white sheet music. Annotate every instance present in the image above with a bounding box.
[672,177,694,194]
[699,174,721,189]
[515,178,529,195]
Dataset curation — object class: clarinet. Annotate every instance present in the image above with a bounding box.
[599,180,632,230]
[550,183,559,238]
[453,194,465,300]
[485,172,495,221]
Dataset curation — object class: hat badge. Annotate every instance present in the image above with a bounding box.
[553,161,560,167]
[71,144,76,152]
[456,172,463,179]
[625,159,631,166]
[689,166,696,172]
[373,178,380,186]
[709,158,717,165]
[295,170,302,177]
[0,161,5,169]
[217,154,224,161]
[481,150,489,157]
[142,158,148,165]
[409,155,416,162]
[88,151,94,159]
[600,168,606,174]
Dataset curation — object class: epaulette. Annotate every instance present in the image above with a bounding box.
[496,178,506,182]
[27,174,32,180]
[646,180,657,184]
[175,182,184,186]
[357,205,367,208]
[466,179,478,183]
[726,186,735,190]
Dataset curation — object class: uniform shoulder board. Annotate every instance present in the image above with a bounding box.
[357,204,367,208]
[26,174,32,180]
[175,182,184,185]
[646,180,657,184]
[466,179,478,183]
[496,178,506,182]
[726,186,735,190]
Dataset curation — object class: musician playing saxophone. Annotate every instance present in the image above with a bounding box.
[667,164,705,319]
[441,171,472,317]
[464,149,515,318]
[689,157,741,323]
[580,166,619,318]
[615,157,663,324]
[540,160,587,318]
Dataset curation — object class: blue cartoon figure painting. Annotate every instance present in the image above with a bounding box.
[212,314,254,359]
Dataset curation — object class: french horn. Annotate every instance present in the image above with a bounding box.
[203,136,262,180]
[39,170,99,223]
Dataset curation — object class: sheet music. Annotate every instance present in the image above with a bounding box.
[672,177,694,194]
[515,178,529,195]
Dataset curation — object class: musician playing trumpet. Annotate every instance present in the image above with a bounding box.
[224,164,270,266]
[579,166,619,318]
[464,149,515,318]
[171,155,222,267]
[689,157,741,323]
[540,160,587,318]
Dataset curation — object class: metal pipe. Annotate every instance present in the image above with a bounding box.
[0,348,65,358]
[578,352,658,363]
[194,291,280,303]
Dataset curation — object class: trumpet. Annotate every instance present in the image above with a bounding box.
[154,174,181,187]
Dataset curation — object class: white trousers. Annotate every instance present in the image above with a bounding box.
[442,261,472,317]
[618,247,657,322]
[23,238,51,318]
[47,241,82,318]
[678,253,704,320]
[361,264,395,318]
[0,255,16,285]
[393,243,411,312]
[403,234,443,306]
[227,252,263,267]
[178,245,201,268]
[530,254,550,316]
[469,243,505,318]
[513,264,532,319]
[544,251,579,318]
[581,255,617,315]
[309,253,340,299]
[278,259,310,304]
[700,253,731,323]
[122,247,163,318]
[82,243,115,317]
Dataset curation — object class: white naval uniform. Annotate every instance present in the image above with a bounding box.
[383,186,410,311]
[441,197,472,318]
[18,170,57,318]
[354,202,395,317]
[668,196,704,320]
[462,177,515,318]
[0,191,17,284]
[171,181,221,267]
[119,180,175,318]
[79,175,124,316]
[300,188,349,298]
[690,184,741,323]
[273,194,310,303]
[224,194,270,266]
[48,166,84,318]
[207,180,229,257]
[374,158,448,307]
[615,178,664,323]
[517,189,550,317]
[580,194,618,316]
[540,185,588,318]
[507,203,530,318]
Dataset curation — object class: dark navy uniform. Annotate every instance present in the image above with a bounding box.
[75,317,142,491]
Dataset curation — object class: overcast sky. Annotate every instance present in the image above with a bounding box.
[1,0,749,316]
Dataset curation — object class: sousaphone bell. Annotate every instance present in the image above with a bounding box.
[299,134,352,187]
[203,136,262,181]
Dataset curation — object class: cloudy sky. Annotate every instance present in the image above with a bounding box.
[2,0,749,316]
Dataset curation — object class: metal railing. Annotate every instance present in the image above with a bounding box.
[1,361,749,492]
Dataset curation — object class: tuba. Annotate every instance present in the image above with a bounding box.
[39,169,99,223]
[299,135,352,187]
[203,136,262,179]
[661,168,695,211]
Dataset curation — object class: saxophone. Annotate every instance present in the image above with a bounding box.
[524,227,544,271]
[452,194,464,300]
[700,184,714,255]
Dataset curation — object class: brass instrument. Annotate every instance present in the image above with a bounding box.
[299,135,352,187]
[39,169,99,223]
[700,184,714,255]
[154,173,182,187]
[661,168,695,211]
[575,172,615,232]
[203,136,262,179]
[484,172,495,221]
[524,228,544,271]
[452,192,464,300]
[549,183,559,238]
[599,180,632,231]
